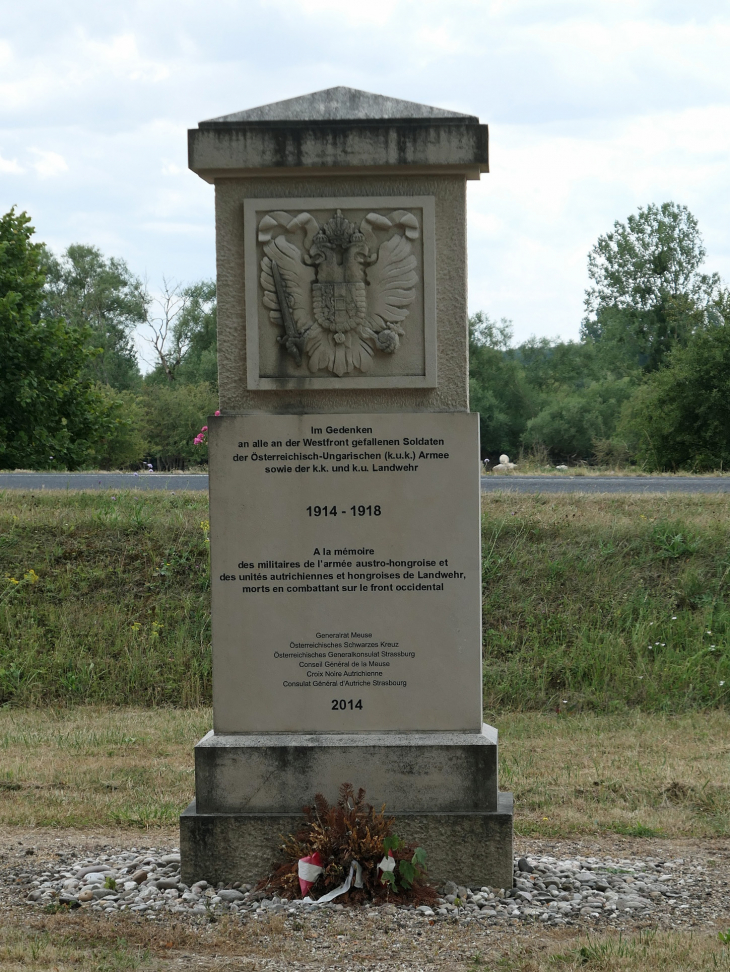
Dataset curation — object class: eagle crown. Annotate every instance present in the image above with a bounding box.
[314,210,363,250]
[310,210,370,279]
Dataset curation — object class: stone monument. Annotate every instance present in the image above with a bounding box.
[181,86,513,890]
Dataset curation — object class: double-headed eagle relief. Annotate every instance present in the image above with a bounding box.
[258,208,420,377]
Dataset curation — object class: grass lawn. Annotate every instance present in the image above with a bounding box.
[0,490,730,972]
[2,490,730,970]
[1,489,729,711]
[0,706,727,838]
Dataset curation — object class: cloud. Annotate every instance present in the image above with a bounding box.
[84,31,169,83]
[31,149,68,178]
[0,0,727,346]
[0,151,23,174]
[261,0,398,26]
[467,101,730,342]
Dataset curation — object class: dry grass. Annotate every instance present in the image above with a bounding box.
[0,707,210,828]
[475,930,730,971]
[1,916,729,972]
[0,925,151,972]
[1,707,728,838]
[500,710,730,838]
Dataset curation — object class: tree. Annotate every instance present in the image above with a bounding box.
[582,202,722,371]
[516,336,610,392]
[175,280,217,385]
[142,279,217,385]
[43,244,146,390]
[618,311,730,471]
[468,313,538,457]
[0,209,118,470]
[92,385,147,470]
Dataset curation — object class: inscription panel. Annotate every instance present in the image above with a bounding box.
[209,412,481,732]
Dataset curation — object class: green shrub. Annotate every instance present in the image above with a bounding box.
[91,386,146,470]
[619,319,730,471]
[522,378,636,460]
[140,381,218,470]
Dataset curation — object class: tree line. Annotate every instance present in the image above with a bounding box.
[0,208,217,471]
[1,201,729,471]
[471,202,730,471]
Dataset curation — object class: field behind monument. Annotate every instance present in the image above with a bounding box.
[1,489,729,711]
[1,705,729,838]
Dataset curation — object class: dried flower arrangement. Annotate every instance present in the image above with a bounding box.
[257,783,436,905]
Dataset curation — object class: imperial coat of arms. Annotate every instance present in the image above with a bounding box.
[258,208,420,377]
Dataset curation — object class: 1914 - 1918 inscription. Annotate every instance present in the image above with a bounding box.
[209,412,482,733]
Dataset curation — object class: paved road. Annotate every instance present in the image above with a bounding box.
[480,475,730,493]
[2,472,730,494]
[0,473,209,491]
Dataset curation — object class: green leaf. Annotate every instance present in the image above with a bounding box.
[398,860,415,889]
[411,847,427,868]
[382,834,404,854]
[381,870,397,892]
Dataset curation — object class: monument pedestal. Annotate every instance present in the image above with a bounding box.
[181,726,513,889]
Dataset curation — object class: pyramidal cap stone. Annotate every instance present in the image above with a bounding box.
[189,85,488,178]
[201,86,478,124]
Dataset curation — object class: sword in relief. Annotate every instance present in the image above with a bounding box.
[270,260,303,366]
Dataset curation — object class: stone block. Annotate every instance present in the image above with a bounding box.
[194,726,499,814]
[180,793,513,890]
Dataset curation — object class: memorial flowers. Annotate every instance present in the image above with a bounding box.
[258,783,433,904]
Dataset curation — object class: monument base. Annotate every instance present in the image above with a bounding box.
[182,725,514,889]
[180,794,514,891]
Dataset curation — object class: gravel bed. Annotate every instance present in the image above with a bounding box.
[3,843,728,931]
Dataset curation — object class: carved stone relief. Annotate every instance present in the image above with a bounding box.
[244,196,436,390]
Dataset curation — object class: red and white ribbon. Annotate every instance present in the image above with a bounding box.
[298,852,324,896]
[302,860,363,904]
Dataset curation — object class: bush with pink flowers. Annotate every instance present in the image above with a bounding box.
[193,411,220,448]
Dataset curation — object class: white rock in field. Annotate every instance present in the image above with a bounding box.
[493,454,516,472]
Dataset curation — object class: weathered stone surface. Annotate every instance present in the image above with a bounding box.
[189,86,488,179]
[183,87,512,895]
[203,86,477,124]
[180,794,514,889]
[244,196,436,390]
[194,726,499,815]
[214,174,469,413]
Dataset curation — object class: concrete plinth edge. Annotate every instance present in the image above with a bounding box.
[180,793,513,890]
[194,725,500,815]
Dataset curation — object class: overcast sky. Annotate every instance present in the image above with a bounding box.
[2,0,729,350]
